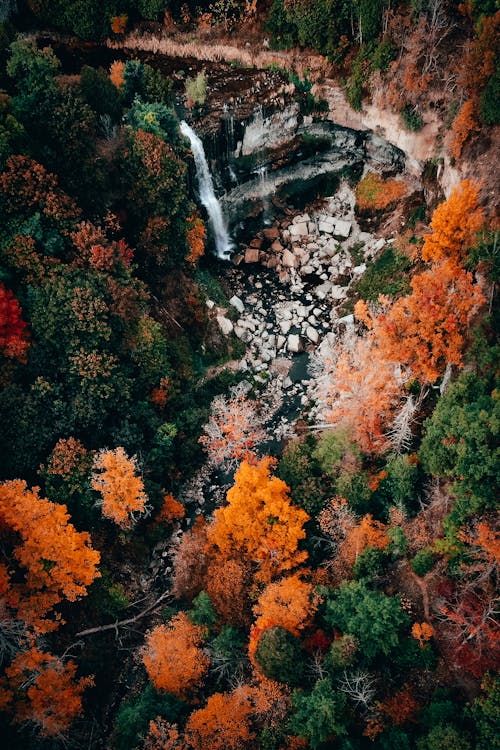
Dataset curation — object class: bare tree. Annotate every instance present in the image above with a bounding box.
[338,670,377,709]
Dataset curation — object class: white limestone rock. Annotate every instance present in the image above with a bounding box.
[282,248,298,268]
[229,295,244,314]
[216,316,234,335]
[333,220,352,239]
[287,334,302,353]
[306,326,319,343]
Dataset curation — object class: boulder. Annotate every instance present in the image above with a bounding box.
[206,299,215,309]
[337,313,355,325]
[216,316,234,335]
[289,222,309,237]
[287,334,302,353]
[333,220,352,239]
[301,265,315,276]
[352,263,367,276]
[263,227,279,240]
[271,240,283,253]
[330,285,347,300]
[279,319,292,335]
[282,248,298,268]
[245,247,260,263]
[318,221,334,234]
[306,326,319,343]
[229,295,244,314]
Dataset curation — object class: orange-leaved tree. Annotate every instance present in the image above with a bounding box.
[142,613,209,697]
[91,447,148,528]
[143,718,185,750]
[249,573,319,664]
[411,621,434,647]
[110,14,127,34]
[355,258,484,384]
[421,180,484,264]
[184,687,255,750]
[155,493,186,524]
[0,480,100,632]
[186,215,206,266]
[207,457,309,582]
[0,647,93,737]
[338,514,390,568]
[199,392,268,466]
[110,60,125,90]
[205,557,251,626]
[252,573,319,637]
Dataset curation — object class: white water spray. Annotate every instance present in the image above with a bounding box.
[180,120,233,260]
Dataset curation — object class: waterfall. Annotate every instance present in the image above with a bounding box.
[180,120,233,260]
[254,165,271,225]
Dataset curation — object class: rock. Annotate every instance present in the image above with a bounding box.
[333,220,352,239]
[206,299,215,309]
[352,263,367,275]
[289,222,309,237]
[263,227,279,240]
[306,326,319,343]
[277,335,286,350]
[229,295,244,314]
[279,319,292,335]
[283,376,292,389]
[318,221,334,234]
[293,213,310,224]
[301,265,315,276]
[271,239,283,253]
[245,247,260,263]
[315,281,333,299]
[337,313,355,325]
[330,285,347,300]
[308,222,317,235]
[373,237,386,252]
[282,248,298,268]
[287,334,302,353]
[216,316,233,335]
[324,239,338,256]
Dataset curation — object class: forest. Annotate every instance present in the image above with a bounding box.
[0,1,498,749]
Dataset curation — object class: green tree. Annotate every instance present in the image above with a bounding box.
[189,591,217,628]
[113,684,185,750]
[255,626,305,685]
[288,679,347,748]
[417,725,472,750]
[470,675,500,750]
[419,371,500,517]
[79,65,122,121]
[325,581,409,662]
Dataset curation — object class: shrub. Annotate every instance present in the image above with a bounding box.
[411,548,437,577]
[401,106,424,131]
[185,71,207,107]
[356,172,407,212]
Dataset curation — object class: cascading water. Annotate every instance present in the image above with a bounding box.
[254,165,271,225]
[180,120,233,260]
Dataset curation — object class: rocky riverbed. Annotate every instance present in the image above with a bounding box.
[193,181,392,467]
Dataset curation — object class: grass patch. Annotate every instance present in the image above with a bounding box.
[351,246,412,303]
